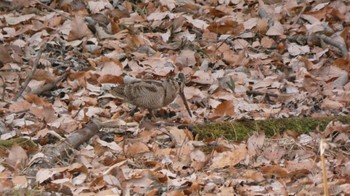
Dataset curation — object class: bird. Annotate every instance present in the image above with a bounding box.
[110,73,192,118]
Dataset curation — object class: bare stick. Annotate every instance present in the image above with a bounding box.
[13,49,43,101]
[293,5,306,25]
[246,90,278,98]
[34,0,72,20]
[320,139,329,196]
[316,34,348,58]
[25,119,101,177]
[0,75,6,101]
[216,35,233,51]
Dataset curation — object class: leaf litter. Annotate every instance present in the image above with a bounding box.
[0,0,349,195]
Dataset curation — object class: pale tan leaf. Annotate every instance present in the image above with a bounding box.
[210,144,247,169]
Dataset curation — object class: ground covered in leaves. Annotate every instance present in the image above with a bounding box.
[0,0,350,195]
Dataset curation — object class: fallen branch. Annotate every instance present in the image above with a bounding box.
[26,119,102,176]
[320,139,329,196]
[315,34,348,58]
[288,33,349,58]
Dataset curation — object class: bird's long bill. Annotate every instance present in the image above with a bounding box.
[179,90,192,117]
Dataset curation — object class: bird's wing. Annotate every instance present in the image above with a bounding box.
[125,80,165,105]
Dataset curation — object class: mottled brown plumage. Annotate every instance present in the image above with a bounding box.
[111,73,192,117]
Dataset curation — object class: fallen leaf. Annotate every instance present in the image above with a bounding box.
[210,144,247,169]
[67,15,93,41]
[4,14,36,25]
[6,144,27,170]
[213,100,235,117]
[126,142,150,155]
[266,21,284,36]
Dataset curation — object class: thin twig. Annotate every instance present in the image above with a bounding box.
[320,139,329,196]
[13,49,43,101]
[34,0,72,20]
[216,35,234,51]
[0,75,6,101]
[293,5,306,25]
[246,90,278,98]
[0,69,20,72]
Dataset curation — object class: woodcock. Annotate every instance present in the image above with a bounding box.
[110,73,192,118]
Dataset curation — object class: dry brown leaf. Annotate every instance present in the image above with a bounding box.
[287,43,310,56]
[213,100,235,117]
[207,20,244,35]
[98,57,123,76]
[29,106,57,123]
[0,45,13,65]
[243,169,265,182]
[87,0,113,14]
[25,94,52,107]
[210,144,247,169]
[12,176,27,189]
[1,0,350,194]
[334,57,350,71]
[304,6,345,21]
[223,50,240,65]
[167,126,189,145]
[261,36,276,48]
[285,160,317,173]
[192,70,214,84]
[321,98,344,110]
[4,13,36,25]
[6,144,28,169]
[190,149,206,170]
[201,29,217,44]
[247,132,265,156]
[176,49,196,67]
[183,15,209,30]
[266,21,284,36]
[256,18,268,34]
[96,138,122,153]
[32,69,56,82]
[97,74,124,84]
[244,18,258,30]
[9,100,31,113]
[160,0,176,10]
[67,15,93,41]
[260,165,288,178]
[233,39,250,50]
[262,144,287,163]
[48,116,79,133]
[140,58,174,76]
[126,142,150,155]
[36,168,58,184]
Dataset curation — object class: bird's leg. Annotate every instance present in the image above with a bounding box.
[179,89,192,117]
[129,106,139,116]
[177,73,192,117]
[146,108,157,119]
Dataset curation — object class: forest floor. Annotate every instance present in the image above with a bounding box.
[0,0,350,195]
